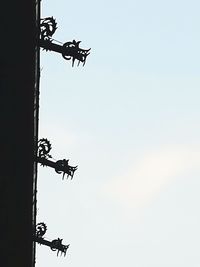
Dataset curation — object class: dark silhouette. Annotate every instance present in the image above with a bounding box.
[37,138,78,179]
[0,1,37,266]
[39,17,91,66]
[40,17,57,41]
[38,138,52,159]
[34,223,69,256]
[35,222,47,238]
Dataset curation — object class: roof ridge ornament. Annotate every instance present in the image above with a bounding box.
[39,16,91,66]
[34,223,70,257]
[37,138,78,180]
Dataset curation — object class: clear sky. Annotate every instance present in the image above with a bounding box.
[36,1,200,266]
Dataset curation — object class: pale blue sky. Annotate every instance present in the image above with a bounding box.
[36,1,200,266]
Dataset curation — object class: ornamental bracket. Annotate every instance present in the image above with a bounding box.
[34,223,69,257]
[39,16,91,66]
[37,138,78,180]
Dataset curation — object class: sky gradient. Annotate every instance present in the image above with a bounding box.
[36,1,200,266]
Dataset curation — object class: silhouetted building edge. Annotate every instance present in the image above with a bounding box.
[0,1,37,266]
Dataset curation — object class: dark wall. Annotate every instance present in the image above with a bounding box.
[0,1,36,266]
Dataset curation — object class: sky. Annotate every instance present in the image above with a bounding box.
[36,1,200,266]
